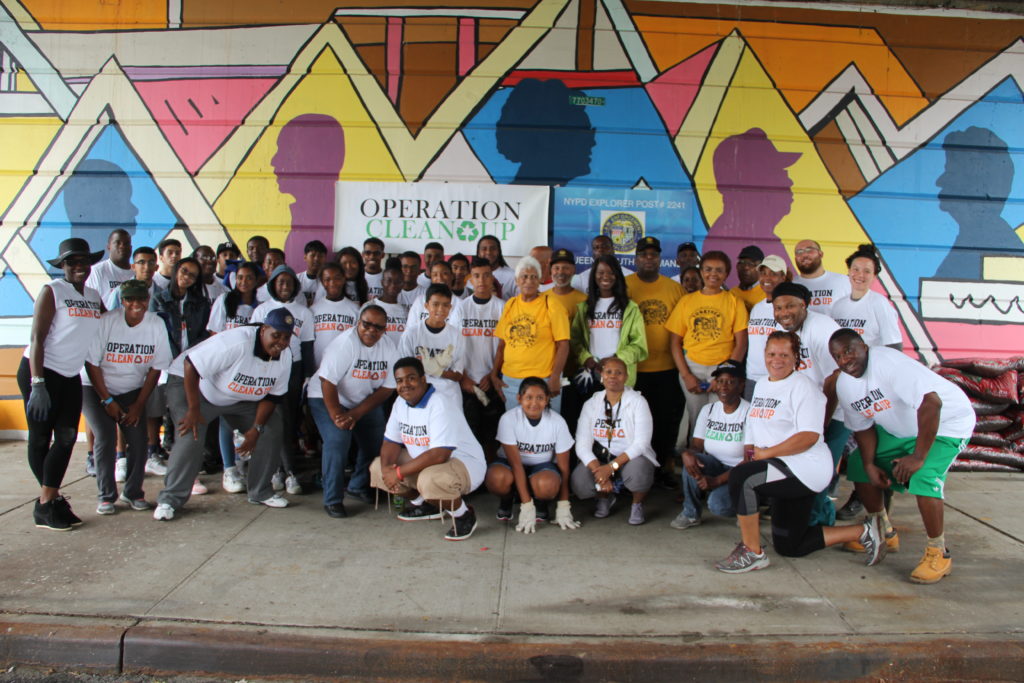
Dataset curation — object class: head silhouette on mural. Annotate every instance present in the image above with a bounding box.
[495,78,596,186]
[63,159,138,249]
[272,113,345,266]
[933,126,1019,280]
[703,128,800,286]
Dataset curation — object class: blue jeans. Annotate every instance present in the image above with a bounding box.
[681,451,736,519]
[219,419,236,469]
[309,397,384,506]
[501,375,562,415]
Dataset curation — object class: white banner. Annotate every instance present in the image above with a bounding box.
[335,182,549,256]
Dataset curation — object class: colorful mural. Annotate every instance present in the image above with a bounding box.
[1,0,1023,430]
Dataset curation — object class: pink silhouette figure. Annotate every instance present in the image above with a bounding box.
[274,114,346,267]
[702,128,800,287]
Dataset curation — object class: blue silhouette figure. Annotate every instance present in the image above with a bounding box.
[934,126,1020,280]
[63,159,138,250]
[495,78,596,186]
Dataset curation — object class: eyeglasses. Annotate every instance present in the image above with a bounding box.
[178,269,199,281]
[360,319,387,332]
[794,248,820,256]
[63,256,91,267]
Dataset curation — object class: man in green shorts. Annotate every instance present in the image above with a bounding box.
[828,329,975,584]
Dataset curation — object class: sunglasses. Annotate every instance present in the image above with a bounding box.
[63,256,91,267]
[360,319,387,332]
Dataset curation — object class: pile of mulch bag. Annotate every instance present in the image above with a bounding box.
[934,357,1024,473]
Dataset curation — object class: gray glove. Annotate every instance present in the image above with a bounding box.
[26,384,50,421]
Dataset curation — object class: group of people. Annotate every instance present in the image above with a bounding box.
[20,228,973,582]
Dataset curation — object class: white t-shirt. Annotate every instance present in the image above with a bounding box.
[367,300,408,347]
[836,346,975,440]
[575,388,657,465]
[255,283,272,304]
[365,271,383,299]
[830,290,901,348]
[792,310,840,388]
[85,259,133,299]
[793,271,850,317]
[83,310,172,395]
[152,271,171,290]
[746,371,833,493]
[398,285,426,309]
[23,279,103,377]
[588,297,623,360]
[572,265,635,294]
[384,384,486,490]
[310,297,360,365]
[207,293,255,333]
[298,271,321,299]
[186,325,292,406]
[308,327,396,403]
[454,295,504,382]
[694,399,750,467]
[492,265,518,299]
[746,299,777,383]
[403,293,460,329]
[497,406,574,466]
[416,272,432,288]
[398,319,465,408]
[203,278,229,303]
[251,298,315,362]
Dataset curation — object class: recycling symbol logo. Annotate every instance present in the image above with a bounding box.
[456,221,479,241]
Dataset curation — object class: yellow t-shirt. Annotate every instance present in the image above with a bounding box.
[730,284,766,312]
[665,289,749,366]
[625,273,685,373]
[546,287,587,323]
[496,294,571,379]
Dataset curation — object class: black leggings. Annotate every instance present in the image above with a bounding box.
[729,458,826,558]
[17,357,82,489]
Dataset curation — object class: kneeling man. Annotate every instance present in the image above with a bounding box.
[371,357,486,541]
[829,329,975,584]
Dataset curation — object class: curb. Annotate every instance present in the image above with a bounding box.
[3,617,1024,681]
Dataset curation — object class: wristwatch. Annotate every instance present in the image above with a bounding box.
[253,424,266,435]
[30,376,45,385]
[610,460,620,472]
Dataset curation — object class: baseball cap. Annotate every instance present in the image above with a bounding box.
[677,242,698,253]
[758,254,788,274]
[772,282,811,304]
[263,307,295,334]
[711,360,746,380]
[738,245,765,261]
[119,279,150,299]
[636,236,661,252]
[551,248,575,265]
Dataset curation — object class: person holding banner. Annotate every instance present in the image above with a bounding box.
[492,256,569,413]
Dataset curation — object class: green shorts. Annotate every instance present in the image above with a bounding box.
[846,424,967,499]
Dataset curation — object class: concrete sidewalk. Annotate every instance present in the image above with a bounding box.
[0,440,1022,681]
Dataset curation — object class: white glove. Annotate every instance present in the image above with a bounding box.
[420,344,454,377]
[473,384,490,407]
[554,500,581,530]
[515,501,537,534]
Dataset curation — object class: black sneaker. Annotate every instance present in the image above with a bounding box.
[34,500,71,532]
[534,500,549,522]
[836,494,864,521]
[495,496,513,521]
[324,503,348,518]
[345,488,375,505]
[444,505,478,541]
[397,501,443,521]
[53,496,83,527]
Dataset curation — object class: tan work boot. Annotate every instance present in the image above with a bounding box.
[910,546,952,584]
[842,529,900,553]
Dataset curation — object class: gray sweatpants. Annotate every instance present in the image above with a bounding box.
[157,376,282,510]
[570,457,656,499]
[81,386,148,503]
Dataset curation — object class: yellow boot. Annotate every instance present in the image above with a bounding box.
[910,546,952,584]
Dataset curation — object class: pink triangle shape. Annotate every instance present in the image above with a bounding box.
[645,43,718,138]
[135,77,278,175]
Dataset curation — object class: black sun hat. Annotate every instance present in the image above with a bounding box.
[47,237,104,268]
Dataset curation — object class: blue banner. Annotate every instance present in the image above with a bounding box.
[551,187,700,277]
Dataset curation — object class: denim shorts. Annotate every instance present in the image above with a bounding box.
[493,457,560,478]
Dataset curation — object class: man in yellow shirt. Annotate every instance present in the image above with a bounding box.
[730,245,767,312]
[626,236,686,487]
[544,248,587,430]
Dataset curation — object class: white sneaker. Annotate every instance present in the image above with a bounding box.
[271,471,285,491]
[153,503,174,521]
[249,494,288,508]
[285,474,302,495]
[145,456,167,476]
[222,467,245,494]
[114,458,128,483]
[191,479,209,496]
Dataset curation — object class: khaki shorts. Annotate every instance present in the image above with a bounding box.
[370,451,471,501]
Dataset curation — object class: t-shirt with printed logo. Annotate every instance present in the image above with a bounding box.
[693,399,750,467]
[625,274,684,373]
[836,346,975,440]
[793,271,850,318]
[790,310,840,388]
[665,290,748,366]
[308,326,397,405]
[207,293,255,333]
[310,297,360,365]
[454,295,504,383]
[746,299,778,383]
[495,294,571,379]
[365,271,384,299]
[496,406,574,466]
[84,310,172,395]
[398,318,465,408]
[186,325,292,407]
[830,290,901,348]
[384,385,486,489]
[24,279,103,377]
[365,300,407,347]
[588,297,624,361]
[85,259,133,300]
